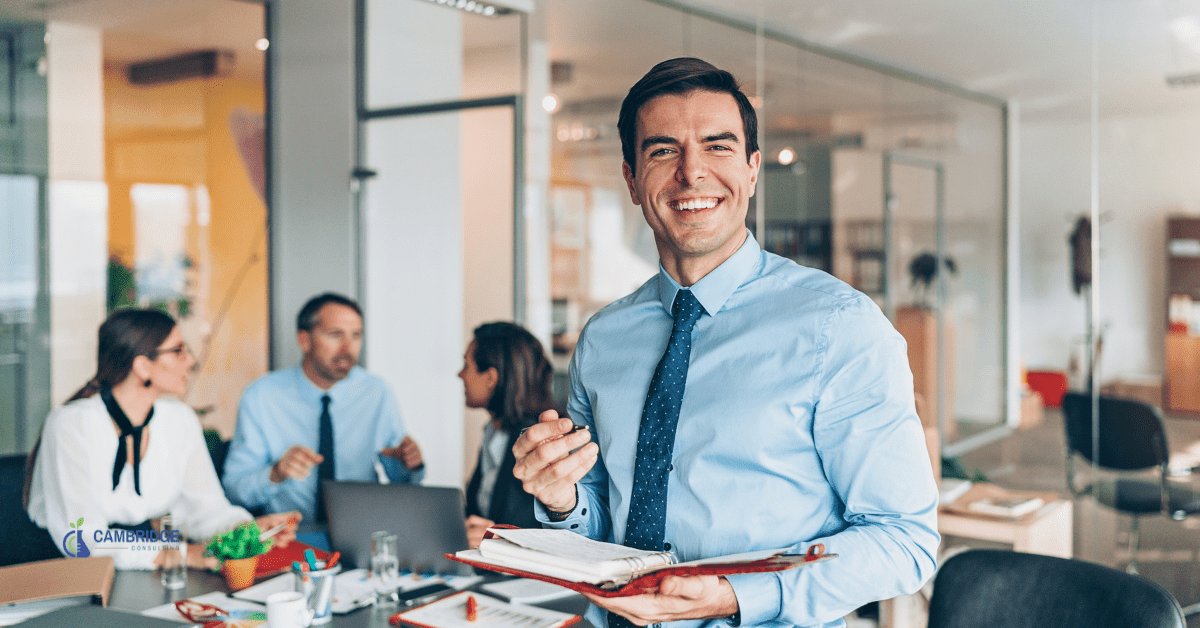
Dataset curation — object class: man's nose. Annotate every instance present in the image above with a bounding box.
[675,148,706,185]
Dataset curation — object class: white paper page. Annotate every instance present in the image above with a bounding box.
[395,591,576,628]
[488,529,667,564]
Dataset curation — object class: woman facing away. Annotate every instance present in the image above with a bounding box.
[459,322,558,547]
[26,308,299,570]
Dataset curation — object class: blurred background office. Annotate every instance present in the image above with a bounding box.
[2,0,1200,621]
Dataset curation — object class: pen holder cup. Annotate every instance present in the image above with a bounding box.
[295,563,341,625]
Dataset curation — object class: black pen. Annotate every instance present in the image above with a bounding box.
[520,423,588,436]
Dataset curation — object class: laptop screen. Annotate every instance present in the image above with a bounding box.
[322,480,472,576]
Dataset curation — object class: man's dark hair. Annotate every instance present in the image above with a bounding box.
[297,292,363,332]
[617,57,759,175]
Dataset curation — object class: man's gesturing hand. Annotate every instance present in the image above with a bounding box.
[381,435,424,470]
[269,445,323,483]
[511,410,598,514]
[580,575,739,626]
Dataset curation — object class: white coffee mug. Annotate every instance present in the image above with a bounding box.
[266,591,314,628]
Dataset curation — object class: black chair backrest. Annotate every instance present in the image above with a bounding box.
[1061,392,1169,471]
[0,454,64,566]
[928,549,1185,628]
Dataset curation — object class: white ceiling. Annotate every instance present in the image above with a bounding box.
[4,0,1199,118]
[681,0,1200,118]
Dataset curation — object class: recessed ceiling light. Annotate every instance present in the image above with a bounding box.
[542,94,560,113]
[255,38,269,51]
[777,147,796,165]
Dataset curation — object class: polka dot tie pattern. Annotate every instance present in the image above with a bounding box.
[608,289,702,628]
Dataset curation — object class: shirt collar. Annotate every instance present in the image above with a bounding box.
[294,364,360,402]
[655,229,761,317]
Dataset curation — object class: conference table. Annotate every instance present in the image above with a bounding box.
[107,566,592,627]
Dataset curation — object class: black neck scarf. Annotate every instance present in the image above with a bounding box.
[99,385,154,495]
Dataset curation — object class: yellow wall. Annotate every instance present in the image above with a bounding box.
[104,68,268,438]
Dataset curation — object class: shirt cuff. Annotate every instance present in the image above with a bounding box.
[534,498,589,533]
[724,572,780,626]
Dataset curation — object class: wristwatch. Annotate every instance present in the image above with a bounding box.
[544,486,578,520]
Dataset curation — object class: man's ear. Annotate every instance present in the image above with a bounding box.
[297,330,311,354]
[748,151,761,189]
[622,161,641,206]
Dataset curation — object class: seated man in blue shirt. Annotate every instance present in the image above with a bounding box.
[513,58,939,628]
[223,293,425,522]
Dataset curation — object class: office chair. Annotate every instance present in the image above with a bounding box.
[927,549,1185,628]
[1061,392,1200,574]
[0,454,63,566]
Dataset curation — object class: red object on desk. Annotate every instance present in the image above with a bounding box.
[254,541,330,580]
[1026,370,1068,408]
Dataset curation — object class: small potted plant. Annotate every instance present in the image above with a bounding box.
[207,522,271,590]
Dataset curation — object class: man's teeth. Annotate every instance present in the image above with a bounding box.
[673,198,718,211]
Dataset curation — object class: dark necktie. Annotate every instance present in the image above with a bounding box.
[609,289,702,628]
[316,394,334,522]
[99,385,154,495]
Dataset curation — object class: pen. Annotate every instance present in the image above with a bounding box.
[519,423,588,436]
[305,549,318,571]
[326,551,341,569]
[259,517,298,541]
[465,595,478,622]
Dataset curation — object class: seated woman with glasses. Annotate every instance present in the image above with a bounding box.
[459,322,559,547]
[26,308,299,569]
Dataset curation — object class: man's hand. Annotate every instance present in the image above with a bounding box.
[381,435,423,470]
[255,511,302,548]
[511,410,598,514]
[269,445,323,483]
[465,514,495,548]
[580,575,739,626]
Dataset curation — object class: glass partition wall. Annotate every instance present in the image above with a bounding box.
[359,0,528,484]
[545,0,1010,455]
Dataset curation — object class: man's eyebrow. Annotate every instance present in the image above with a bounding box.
[703,132,739,143]
[640,135,677,152]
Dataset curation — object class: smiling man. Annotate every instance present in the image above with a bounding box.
[223,293,425,523]
[513,58,939,628]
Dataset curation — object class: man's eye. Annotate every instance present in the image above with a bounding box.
[709,145,731,151]
[649,148,674,157]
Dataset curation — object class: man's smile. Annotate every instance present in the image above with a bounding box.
[669,197,721,212]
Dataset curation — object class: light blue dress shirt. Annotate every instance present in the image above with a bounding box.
[540,233,939,628]
[222,365,424,521]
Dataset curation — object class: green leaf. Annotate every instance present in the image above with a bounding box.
[205,521,270,561]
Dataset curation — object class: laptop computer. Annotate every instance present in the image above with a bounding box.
[322,480,472,576]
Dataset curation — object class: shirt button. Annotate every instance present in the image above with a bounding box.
[668,464,674,472]
[664,542,672,551]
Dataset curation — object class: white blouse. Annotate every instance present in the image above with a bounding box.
[28,395,252,570]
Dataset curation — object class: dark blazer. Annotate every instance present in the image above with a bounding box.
[465,428,539,529]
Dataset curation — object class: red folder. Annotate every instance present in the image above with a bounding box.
[447,536,834,598]
[254,541,330,580]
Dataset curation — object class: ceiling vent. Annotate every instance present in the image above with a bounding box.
[128,49,235,85]
[1166,72,1200,88]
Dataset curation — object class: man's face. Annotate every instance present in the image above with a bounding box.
[298,303,363,387]
[622,90,760,275]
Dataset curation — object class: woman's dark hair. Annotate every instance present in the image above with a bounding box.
[67,308,177,402]
[471,322,555,433]
[617,57,759,175]
[25,308,176,508]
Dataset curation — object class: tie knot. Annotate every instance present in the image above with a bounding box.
[671,289,703,332]
[321,394,331,409]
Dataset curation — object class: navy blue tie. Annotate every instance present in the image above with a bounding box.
[316,394,334,522]
[609,289,702,628]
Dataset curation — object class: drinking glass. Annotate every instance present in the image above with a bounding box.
[370,531,399,605]
[159,515,187,590]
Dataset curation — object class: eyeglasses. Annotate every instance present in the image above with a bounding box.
[151,343,189,359]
